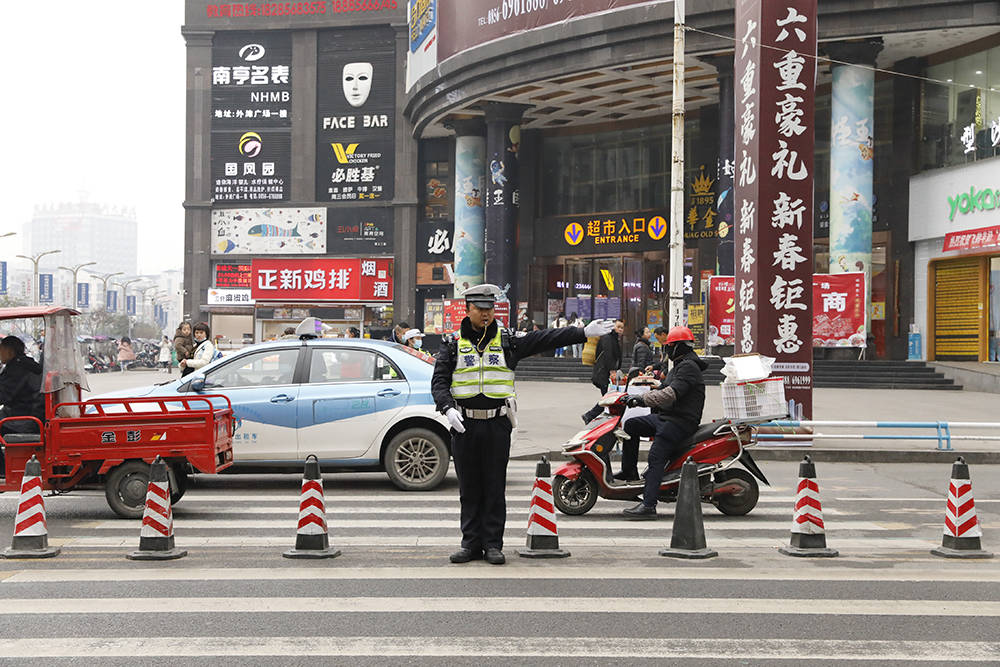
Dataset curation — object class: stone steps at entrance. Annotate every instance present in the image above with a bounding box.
[515,357,963,390]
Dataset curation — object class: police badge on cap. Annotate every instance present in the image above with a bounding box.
[464,284,502,309]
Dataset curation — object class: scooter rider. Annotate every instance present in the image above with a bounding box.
[432,284,615,564]
[620,326,708,519]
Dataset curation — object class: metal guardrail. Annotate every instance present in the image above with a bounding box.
[759,420,1000,451]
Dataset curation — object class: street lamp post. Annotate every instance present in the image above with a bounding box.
[15,250,62,306]
[93,272,124,311]
[58,262,98,310]
[114,279,145,338]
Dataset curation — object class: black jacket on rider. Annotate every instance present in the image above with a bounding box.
[637,351,707,433]
[432,318,586,413]
[0,353,45,432]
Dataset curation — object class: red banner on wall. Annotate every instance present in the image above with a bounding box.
[250,258,393,302]
[943,225,1000,252]
[813,272,866,347]
[708,276,736,346]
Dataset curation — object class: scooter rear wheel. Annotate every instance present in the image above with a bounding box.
[553,472,598,515]
[711,468,759,516]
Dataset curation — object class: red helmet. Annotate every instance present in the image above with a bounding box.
[665,326,695,344]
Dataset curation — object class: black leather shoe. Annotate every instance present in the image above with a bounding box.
[484,548,506,565]
[623,502,657,520]
[449,547,483,563]
[613,470,640,482]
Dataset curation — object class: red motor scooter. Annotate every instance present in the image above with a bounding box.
[552,374,778,517]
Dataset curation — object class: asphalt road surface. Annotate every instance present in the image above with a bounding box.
[1,455,998,664]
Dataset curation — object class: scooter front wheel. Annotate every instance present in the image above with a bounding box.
[553,472,598,515]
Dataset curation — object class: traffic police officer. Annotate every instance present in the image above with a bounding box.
[432,284,615,564]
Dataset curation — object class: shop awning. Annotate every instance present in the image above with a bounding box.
[943,225,1000,252]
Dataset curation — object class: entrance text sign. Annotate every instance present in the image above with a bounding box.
[734,0,816,418]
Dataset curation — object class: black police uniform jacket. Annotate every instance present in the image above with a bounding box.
[0,353,45,423]
[432,317,587,413]
[639,352,708,433]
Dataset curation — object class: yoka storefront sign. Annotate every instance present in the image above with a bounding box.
[947,185,1000,221]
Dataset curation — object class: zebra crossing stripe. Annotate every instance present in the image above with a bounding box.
[1,596,999,616]
[1,637,999,660]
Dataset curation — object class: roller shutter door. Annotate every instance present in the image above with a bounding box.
[933,258,984,361]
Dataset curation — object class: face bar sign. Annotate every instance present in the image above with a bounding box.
[734,0,817,419]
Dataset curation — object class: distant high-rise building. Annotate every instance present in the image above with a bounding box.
[24,196,138,275]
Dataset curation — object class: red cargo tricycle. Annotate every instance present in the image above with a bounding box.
[0,307,234,518]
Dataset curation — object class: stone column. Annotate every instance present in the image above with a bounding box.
[825,40,884,328]
[450,119,486,297]
[484,102,530,304]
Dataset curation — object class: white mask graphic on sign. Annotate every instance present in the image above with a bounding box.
[343,62,373,107]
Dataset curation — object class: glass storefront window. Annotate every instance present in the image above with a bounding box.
[921,44,1000,171]
[990,257,1000,361]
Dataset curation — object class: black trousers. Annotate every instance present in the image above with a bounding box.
[451,416,513,551]
[582,381,610,423]
[623,414,694,507]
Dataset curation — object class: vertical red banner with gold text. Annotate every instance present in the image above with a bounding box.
[734,0,816,419]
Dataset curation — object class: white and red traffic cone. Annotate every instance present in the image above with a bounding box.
[127,456,187,561]
[518,456,570,558]
[283,455,341,559]
[3,455,59,559]
[932,457,993,559]
[779,455,837,557]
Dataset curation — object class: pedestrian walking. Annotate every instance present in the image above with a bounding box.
[552,311,569,357]
[116,337,135,373]
[582,319,625,423]
[569,312,584,358]
[431,283,614,565]
[174,322,195,378]
[629,327,655,373]
[158,336,172,373]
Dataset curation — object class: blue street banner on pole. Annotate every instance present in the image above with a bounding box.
[77,283,90,308]
[0,261,6,296]
[126,295,137,316]
[38,274,54,304]
[106,290,118,313]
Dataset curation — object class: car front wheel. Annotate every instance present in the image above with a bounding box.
[384,428,449,491]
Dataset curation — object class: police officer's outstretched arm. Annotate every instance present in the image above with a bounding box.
[510,318,614,364]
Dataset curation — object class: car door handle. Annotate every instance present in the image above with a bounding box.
[270,394,294,403]
[377,388,401,397]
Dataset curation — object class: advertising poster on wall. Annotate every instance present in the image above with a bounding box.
[440,298,509,334]
[406,0,437,91]
[316,27,396,202]
[327,208,394,253]
[212,32,292,129]
[708,276,735,347]
[215,263,253,288]
[211,208,326,255]
[813,272,867,347]
[211,129,290,202]
[418,221,454,262]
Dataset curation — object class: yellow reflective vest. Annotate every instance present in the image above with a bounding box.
[450,328,516,401]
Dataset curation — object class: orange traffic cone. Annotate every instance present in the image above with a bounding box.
[779,455,837,558]
[283,455,341,559]
[2,455,60,559]
[518,456,570,558]
[127,456,187,561]
[931,457,992,559]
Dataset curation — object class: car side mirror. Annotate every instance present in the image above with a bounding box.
[190,377,206,393]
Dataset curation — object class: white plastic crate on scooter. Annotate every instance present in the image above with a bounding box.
[721,377,786,420]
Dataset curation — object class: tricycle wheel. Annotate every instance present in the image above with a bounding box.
[105,462,152,519]
[711,468,759,516]
[553,472,598,516]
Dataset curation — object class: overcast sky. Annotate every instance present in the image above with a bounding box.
[0,2,185,275]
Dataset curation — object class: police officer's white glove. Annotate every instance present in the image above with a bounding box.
[445,407,466,433]
[584,318,615,337]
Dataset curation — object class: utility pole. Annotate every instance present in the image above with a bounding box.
[668,0,686,329]
[58,262,97,310]
[16,250,61,306]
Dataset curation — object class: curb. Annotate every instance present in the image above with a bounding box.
[511,449,1000,465]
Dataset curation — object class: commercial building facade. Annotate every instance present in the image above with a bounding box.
[183,1,1000,360]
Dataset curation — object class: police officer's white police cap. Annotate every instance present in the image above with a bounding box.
[464,284,502,308]
[295,317,330,338]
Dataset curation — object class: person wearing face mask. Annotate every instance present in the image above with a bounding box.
[180,322,216,374]
[618,326,708,515]
[401,328,424,350]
